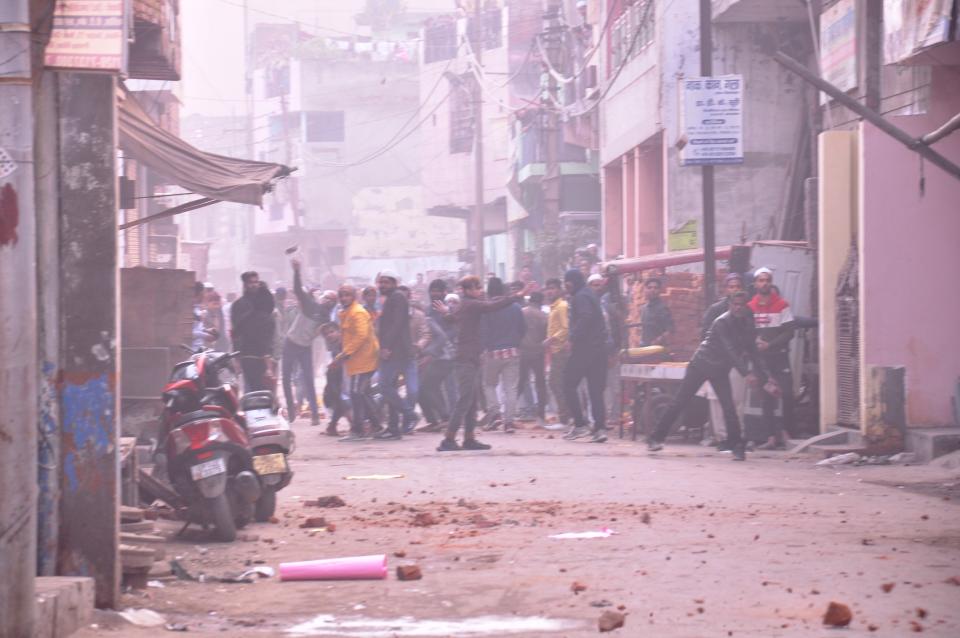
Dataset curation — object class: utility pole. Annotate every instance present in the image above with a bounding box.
[541,3,563,263]
[699,0,716,303]
[471,1,485,275]
[243,0,257,254]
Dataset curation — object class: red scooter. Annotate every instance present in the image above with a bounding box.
[156,348,261,542]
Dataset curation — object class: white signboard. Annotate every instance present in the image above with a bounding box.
[45,0,127,72]
[680,75,743,166]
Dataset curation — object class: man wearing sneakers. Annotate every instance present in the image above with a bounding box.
[334,284,381,442]
[646,291,766,461]
[433,276,529,451]
[376,270,416,439]
[562,269,610,443]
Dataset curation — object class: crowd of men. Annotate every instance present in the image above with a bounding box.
[218,256,796,458]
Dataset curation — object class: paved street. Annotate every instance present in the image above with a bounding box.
[76,425,960,637]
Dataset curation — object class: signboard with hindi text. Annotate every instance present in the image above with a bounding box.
[45,0,127,72]
[679,75,743,166]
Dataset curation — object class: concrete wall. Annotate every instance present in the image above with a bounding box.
[665,18,807,249]
[858,66,960,427]
[599,0,807,258]
[418,21,511,216]
[817,130,859,432]
[0,1,39,628]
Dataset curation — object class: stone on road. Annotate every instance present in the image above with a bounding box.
[73,429,960,637]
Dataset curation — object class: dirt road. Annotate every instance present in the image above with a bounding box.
[76,426,960,637]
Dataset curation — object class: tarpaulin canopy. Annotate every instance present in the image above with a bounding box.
[118,86,292,207]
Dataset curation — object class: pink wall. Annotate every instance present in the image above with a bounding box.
[860,67,960,426]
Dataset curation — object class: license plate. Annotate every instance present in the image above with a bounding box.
[190,457,226,481]
[253,453,288,476]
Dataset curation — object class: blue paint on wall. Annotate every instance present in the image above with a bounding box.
[62,374,114,493]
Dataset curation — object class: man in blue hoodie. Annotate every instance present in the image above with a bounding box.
[479,277,526,433]
[562,269,609,443]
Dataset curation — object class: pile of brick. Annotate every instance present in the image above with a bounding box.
[625,270,708,361]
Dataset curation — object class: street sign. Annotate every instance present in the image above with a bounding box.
[44,0,127,73]
[679,75,743,166]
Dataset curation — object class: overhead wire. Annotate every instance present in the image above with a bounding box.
[535,0,622,86]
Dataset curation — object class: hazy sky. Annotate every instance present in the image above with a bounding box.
[181,0,455,118]
[181,0,370,118]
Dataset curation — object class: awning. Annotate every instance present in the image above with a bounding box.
[117,86,292,209]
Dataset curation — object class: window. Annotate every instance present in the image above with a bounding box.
[305,111,345,143]
[424,20,457,64]
[609,0,654,76]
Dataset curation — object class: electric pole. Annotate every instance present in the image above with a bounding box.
[699,0,716,303]
[471,1,485,276]
[243,0,257,249]
[541,4,563,254]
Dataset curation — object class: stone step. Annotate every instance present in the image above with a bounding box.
[906,427,960,463]
[34,576,94,638]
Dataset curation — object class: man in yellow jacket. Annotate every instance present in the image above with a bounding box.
[333,284,381,441]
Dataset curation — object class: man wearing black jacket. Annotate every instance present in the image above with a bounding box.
[376,270,415,439]
[230,271,276,392]
[647,291,765,460]
[562,269,610,443]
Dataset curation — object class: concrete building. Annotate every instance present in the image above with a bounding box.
[247,16,449,287]
[811,0,960,455]
[597,0,813,260]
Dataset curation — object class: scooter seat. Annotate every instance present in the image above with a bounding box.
[240,391,274,411]
[174,409,226,428]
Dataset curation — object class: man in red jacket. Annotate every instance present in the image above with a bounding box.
[748,267,795,449]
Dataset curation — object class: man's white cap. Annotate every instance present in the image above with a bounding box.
[587,273,604,283]
[754,266,774,279]
[378,269,401,283]
[203,281,215,289]
[444,293,460,304]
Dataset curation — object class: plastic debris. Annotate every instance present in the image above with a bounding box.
[816,453,861,466]
[549,528,618,540]
[343,474,405,480]
[119,608,166,627]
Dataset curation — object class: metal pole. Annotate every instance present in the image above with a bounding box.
[0,1,38,633]
[770,50,960,182]
[542,3,562,240]
[472,2,485,276]
[699,0,716,303]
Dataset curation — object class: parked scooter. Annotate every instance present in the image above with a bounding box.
[156,348,261,541]
[241,390,295,521]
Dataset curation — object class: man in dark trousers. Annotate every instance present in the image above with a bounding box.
[748,267,795,449]
[647,291,766,461]
[562,269,610,443]
[230,271,276,393]
[518,290,549,427]
[433,276,528,451]
[376,270,415,439]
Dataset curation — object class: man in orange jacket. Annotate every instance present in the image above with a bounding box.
[334,284,381,442]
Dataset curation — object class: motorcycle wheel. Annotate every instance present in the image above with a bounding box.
[254,486,277,522]
[207,494,237,542]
